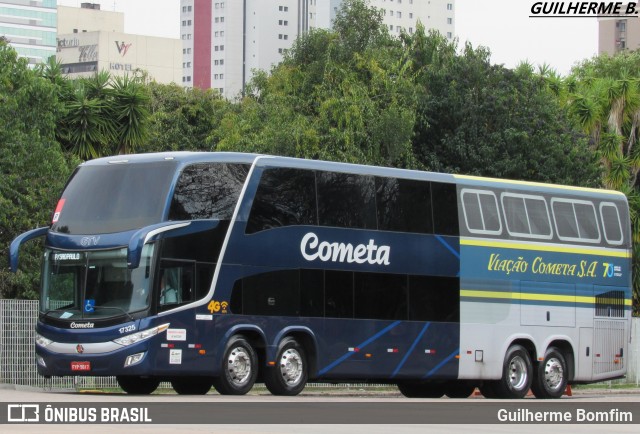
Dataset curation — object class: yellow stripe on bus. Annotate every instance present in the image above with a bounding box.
[460,290,632,306]
[453,174,625,196]
[460,238,631,258]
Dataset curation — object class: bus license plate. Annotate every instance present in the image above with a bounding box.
[71,361,91,371]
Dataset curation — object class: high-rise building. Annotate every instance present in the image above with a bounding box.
[599,17,640,55]
[181,0,455,99]
[0,0,57,65]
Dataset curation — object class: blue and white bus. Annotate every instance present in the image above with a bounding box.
[10,152,632,398]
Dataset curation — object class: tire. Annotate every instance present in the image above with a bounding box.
[171,377,213,395]
[397,382,445,398]
[479,381,498,399]
[264,337,308,396]
[444,381,476,398]
[531,347,568,399]
[116,376,160,395]
[212,335,258,395]
[491,344,533,399]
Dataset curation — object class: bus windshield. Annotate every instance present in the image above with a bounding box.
[51,161,178,235]
[41,245,154,320]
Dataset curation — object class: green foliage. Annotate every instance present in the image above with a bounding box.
[566,50,640,313]
[217,0,417,167]
[405,28,600,186]
[143,82,230,152]
[0,41,77,299]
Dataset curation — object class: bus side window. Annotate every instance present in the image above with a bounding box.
[600,202,624,245]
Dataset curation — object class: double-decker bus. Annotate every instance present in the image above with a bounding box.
[10,152,632,398]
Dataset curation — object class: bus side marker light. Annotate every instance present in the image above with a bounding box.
[424,349,436,354]
[348,347,360,352]
[365,354,372,358]
[199,350,206,355]
[268,361,276,366]
[387,348,399,353]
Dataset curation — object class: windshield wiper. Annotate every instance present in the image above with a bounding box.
[92,305,135,322]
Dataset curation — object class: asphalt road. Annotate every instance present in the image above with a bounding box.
[1,384,639,434]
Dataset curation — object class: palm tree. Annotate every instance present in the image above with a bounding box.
[111,74,150,155]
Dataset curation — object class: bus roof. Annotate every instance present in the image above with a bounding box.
[84,152,625,201]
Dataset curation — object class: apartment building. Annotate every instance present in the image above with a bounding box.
[181,0,455,99]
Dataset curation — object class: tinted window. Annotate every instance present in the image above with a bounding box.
[552,200,579,239]
[552,199,600,242]
[51,161,178,234]
[409,275,459,322]
[461,189,501,235]
[325,270,353,318]
[317,172,376,229]
[354,273,407,320]
[600,203,623,245]
[502,194,552,239]
[300,269,324,317]
[376,178,433,234]
[503,195,529,234]
[575,202,600,241]
[246,168,317,234]
[432,183,459,235]
[169,163,249,220]
[527,197,552,237]
[240,270,300,316]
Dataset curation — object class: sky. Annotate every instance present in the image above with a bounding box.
[57,0,599,76]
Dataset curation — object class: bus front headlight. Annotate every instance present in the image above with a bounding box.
[113,323,170,346]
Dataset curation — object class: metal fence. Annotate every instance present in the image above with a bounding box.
[1,299,638,390]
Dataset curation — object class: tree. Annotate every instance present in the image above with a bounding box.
[143,82,230,152]
[43,65,151,158]
[0,41,77,299]
[219,0,417,167]
[404,27,600,186]
[565,51,640,314]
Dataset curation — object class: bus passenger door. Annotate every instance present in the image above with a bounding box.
[157,260,197,369]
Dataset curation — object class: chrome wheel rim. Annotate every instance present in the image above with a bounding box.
[543,357,564,392]
[279,348,303,386]
[226,346,252,386]
[508,355,529,391]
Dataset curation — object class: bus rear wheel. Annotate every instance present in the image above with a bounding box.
[397,382,445,398]
[531,347,568,399]
[171,377,213,395]
[492,344,532,399]
[116,376,160,395]
[444,381,476,398]
[212,335,258,395]
[264,337,308,396]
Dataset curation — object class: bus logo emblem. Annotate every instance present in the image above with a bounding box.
[300,232,391,265]
[76,344,84,354]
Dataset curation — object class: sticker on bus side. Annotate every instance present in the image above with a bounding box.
[52,198,66,223]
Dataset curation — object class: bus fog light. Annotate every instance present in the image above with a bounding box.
[37,355,47,367]
[124,352,146,367]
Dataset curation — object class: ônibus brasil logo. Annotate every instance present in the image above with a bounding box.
[300,232,390,265]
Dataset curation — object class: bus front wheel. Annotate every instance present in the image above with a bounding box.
[264,337,308,396]
[492,344,532,399]
[116,375,160,395]
[531,347,568,399]
[213,335,258,395]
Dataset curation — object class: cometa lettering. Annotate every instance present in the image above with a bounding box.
[300,232,391,265]
[70,322,95,329]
